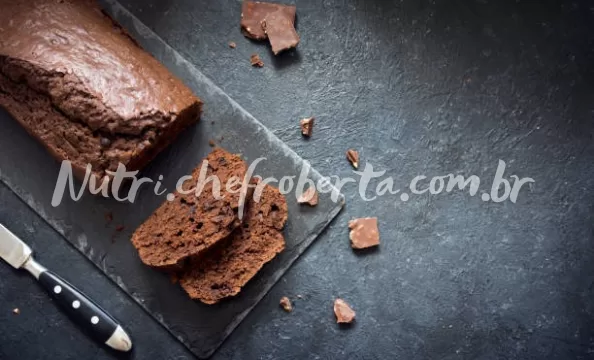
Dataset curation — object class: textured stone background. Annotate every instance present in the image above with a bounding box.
[1,0,594,359]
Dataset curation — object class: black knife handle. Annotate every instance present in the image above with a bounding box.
[38,271,119,344]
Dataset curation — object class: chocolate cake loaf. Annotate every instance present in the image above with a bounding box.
[131,148,250,269]
[0,0,201,180]
[179,183,288,304]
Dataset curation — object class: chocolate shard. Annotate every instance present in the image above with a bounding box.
[241,1,300,55]
[346,149,359,169]
[250,53,264,67]
[280,296,293,312]
[348,217,380,249]
[334,299,355,324]
[300,117,314,137]
[297,187,318,206]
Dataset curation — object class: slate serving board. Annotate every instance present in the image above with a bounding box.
[0,1,344,357]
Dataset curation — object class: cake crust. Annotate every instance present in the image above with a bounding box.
[0,0,201,179]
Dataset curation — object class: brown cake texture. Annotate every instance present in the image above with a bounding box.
[131,149,249,269]
[0,0,201,180]
[179,183,288,304]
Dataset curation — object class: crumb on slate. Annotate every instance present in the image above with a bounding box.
[334,299,355,324]
[300,117,315,137]
[229,41,237,48]
[297,187,319,207]
[250,53,264,67]
[13,308,19,315]
[346,149,359,169]
[280,296,293,312]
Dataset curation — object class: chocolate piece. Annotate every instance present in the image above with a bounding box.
[241,1,300,55]
[179,184,288,304]
[334,299,355,324]
[280,296,293,312]
[300,117,314,137]
[298,187,318,206]
[0,0,202,181]
[250,53,264,67]
[348,217,380,249]
[131,148,249,270]
[346,149,359,169]
[229,41,237,49]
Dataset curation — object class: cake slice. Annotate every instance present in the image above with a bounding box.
[179,183,288,304]
[131,148,248,269]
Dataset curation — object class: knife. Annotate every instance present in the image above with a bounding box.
[0,223,132,352]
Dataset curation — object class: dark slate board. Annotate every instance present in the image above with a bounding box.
[0,1,344,357]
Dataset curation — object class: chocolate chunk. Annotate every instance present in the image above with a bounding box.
[100,137,111,147]
[229,41,237,49]
[280,296,293,312]
[250,53,264,67]
[241,1,300,55]
[346,149,359,169]
[348,217,380,249]
[334,299,355,324]
[297,187,318,206]
[300,117,314,137]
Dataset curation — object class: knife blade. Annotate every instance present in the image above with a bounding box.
[0,223,132,352]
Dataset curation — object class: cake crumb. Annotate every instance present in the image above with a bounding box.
[296,294,303,299]
[229,41,237,49]
[298,187,318,206]
[334,299,355,324]
[250,53,264,67]
[208,139,216,147]
[346,149,359,169]
[300,117,314,137]
[280,296,293,312]
[12,308,20,315]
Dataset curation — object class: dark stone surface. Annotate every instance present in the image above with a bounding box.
[2,0,594,359]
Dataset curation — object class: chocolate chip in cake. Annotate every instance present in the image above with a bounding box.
[334,299,355,324]
[348,217,380,249]
[100,137,111,148]
[346,149,359,169]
